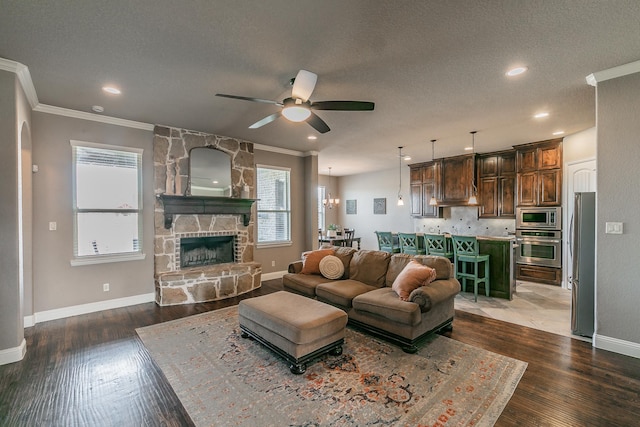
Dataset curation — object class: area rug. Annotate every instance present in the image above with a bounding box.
[136,306,526,427]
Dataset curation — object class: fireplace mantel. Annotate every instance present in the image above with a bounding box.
[158,194,257,228]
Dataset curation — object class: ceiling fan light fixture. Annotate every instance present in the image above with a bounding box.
[282,105,311,122]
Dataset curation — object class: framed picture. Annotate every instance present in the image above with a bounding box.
[373,198,386,215]
[346,199,357,215]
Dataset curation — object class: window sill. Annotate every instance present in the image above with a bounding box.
[256,241,293,249]
[70,253,146,267]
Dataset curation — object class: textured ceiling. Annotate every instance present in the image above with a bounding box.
[2,0,640,175]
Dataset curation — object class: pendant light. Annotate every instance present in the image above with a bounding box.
[397,146,405,206]
[322,167,339,209]
[429,139,438,206]
[468,131,479,205]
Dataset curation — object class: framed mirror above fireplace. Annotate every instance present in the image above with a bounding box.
[188,147,232,197]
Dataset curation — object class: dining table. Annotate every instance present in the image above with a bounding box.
[318,235,361,249]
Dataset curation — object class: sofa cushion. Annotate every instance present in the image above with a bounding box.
[349,250,391,288]
[392,260,437,301]
[282,273,336,297]
[385,254,414,286]
[333,246,357,279]
[301,249,334,274]
[410,255,452,280]
[352,287,422,326]
[319,255,344,279]
[316,280,377,309]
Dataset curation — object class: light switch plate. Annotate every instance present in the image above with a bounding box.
[605,222,623,234]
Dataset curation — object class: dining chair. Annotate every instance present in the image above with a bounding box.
[424,234,454,262]
[451,235,490,302]
[375,231,400,253]
[397,233,426,255]
[343,228,355,248]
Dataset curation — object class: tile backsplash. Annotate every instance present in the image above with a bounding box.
[413,206,516,237]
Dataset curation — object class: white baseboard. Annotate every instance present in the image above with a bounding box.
[0,338,26,365]
[25,293,155,326]
[261,270,286,281]
[593,334,640,359]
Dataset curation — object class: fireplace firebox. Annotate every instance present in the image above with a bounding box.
[180,236,235,268]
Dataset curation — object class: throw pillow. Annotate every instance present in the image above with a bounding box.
[392,260,437,301]
[319,255,345,280]
[301,249,335,274]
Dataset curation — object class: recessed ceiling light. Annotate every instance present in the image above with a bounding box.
[102,86,121,95]
[307,135,317,140]
[534,112,549,119]
[506,66,528,77]
[464,146,473,151]
[91,105,104,113]
[552,130,565,136]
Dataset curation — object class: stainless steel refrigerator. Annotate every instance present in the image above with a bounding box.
[571,192,596,337]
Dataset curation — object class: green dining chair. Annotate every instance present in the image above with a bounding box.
[451,235,490,302]
[397,233,426,255]
[375,231,400,253]
[424,233,454,262]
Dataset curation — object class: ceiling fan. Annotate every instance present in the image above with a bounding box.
[216,70,374,134]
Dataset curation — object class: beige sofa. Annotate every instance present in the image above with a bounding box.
[283,247,461,353]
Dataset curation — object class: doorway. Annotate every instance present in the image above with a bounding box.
[563,159,596,289]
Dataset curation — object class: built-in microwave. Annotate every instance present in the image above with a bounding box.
[516,206,561,230]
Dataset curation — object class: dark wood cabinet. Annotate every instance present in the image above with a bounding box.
[478,238,515,299]
[478,151,516,218]
[409,161,441,218]
[440,154,474,205]
[516,264,562,286]
[515,139,562,207]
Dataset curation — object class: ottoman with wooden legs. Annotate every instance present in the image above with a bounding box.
[238,291,347,374]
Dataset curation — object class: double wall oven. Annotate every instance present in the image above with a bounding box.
[515,207,562,268]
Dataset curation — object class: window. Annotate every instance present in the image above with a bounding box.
[257,165,291,245]
[318,186,326,232]
[71,141,143,265]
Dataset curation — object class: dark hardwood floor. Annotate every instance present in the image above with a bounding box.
[1,279,639,426]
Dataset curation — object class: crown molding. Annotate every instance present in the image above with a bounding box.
[34,104,154,131]
[586,59,640,87]
[0,57,39,108]
[253,142,307,157]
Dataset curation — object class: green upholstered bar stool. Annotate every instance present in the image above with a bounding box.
[398,233,426,255]
[451,235,490,302]
[375,231,400,253]
[424,233,454,262]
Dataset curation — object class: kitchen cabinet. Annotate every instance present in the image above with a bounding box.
[515,139,562,206]
[440,154,475,205]
[516,264,562,286]
[478,151,516,218]
[477,237,515,299]
[409,161,441,218]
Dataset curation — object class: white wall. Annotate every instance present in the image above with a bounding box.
[337,166,413,250]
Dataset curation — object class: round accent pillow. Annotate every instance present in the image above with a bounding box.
[319,255,345,280]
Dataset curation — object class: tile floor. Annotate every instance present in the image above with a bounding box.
[455,281,591,342]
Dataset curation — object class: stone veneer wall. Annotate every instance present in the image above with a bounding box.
[153,125,261,305]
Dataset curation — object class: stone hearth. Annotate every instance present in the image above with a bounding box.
[153,126,261,306]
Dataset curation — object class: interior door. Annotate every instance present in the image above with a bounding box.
[564,159,596,288]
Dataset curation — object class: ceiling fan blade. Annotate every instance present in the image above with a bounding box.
[311,100,375,111]
[291,70,317,102]
[306,112,330,134]
[216,93,281,105]
[249,112,282,129]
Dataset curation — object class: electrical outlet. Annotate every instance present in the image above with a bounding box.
[271,261,276,267]
[103,283,110,292]
[49,221,57,231]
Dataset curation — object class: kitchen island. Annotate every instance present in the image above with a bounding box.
[476,236,516,300]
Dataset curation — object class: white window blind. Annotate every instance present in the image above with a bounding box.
[71,141,143,261]
[257,166,291,244]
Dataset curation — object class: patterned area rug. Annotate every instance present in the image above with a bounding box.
[136,306,526,427]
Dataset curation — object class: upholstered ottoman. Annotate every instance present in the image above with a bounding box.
[238,291,347,374]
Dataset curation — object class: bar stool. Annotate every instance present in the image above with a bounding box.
[424,233,454,262]
[375,231,400,253]
[398,233,426,255]
[451,235,490,302]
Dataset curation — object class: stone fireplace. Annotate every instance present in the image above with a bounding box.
[153,125,261,306]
